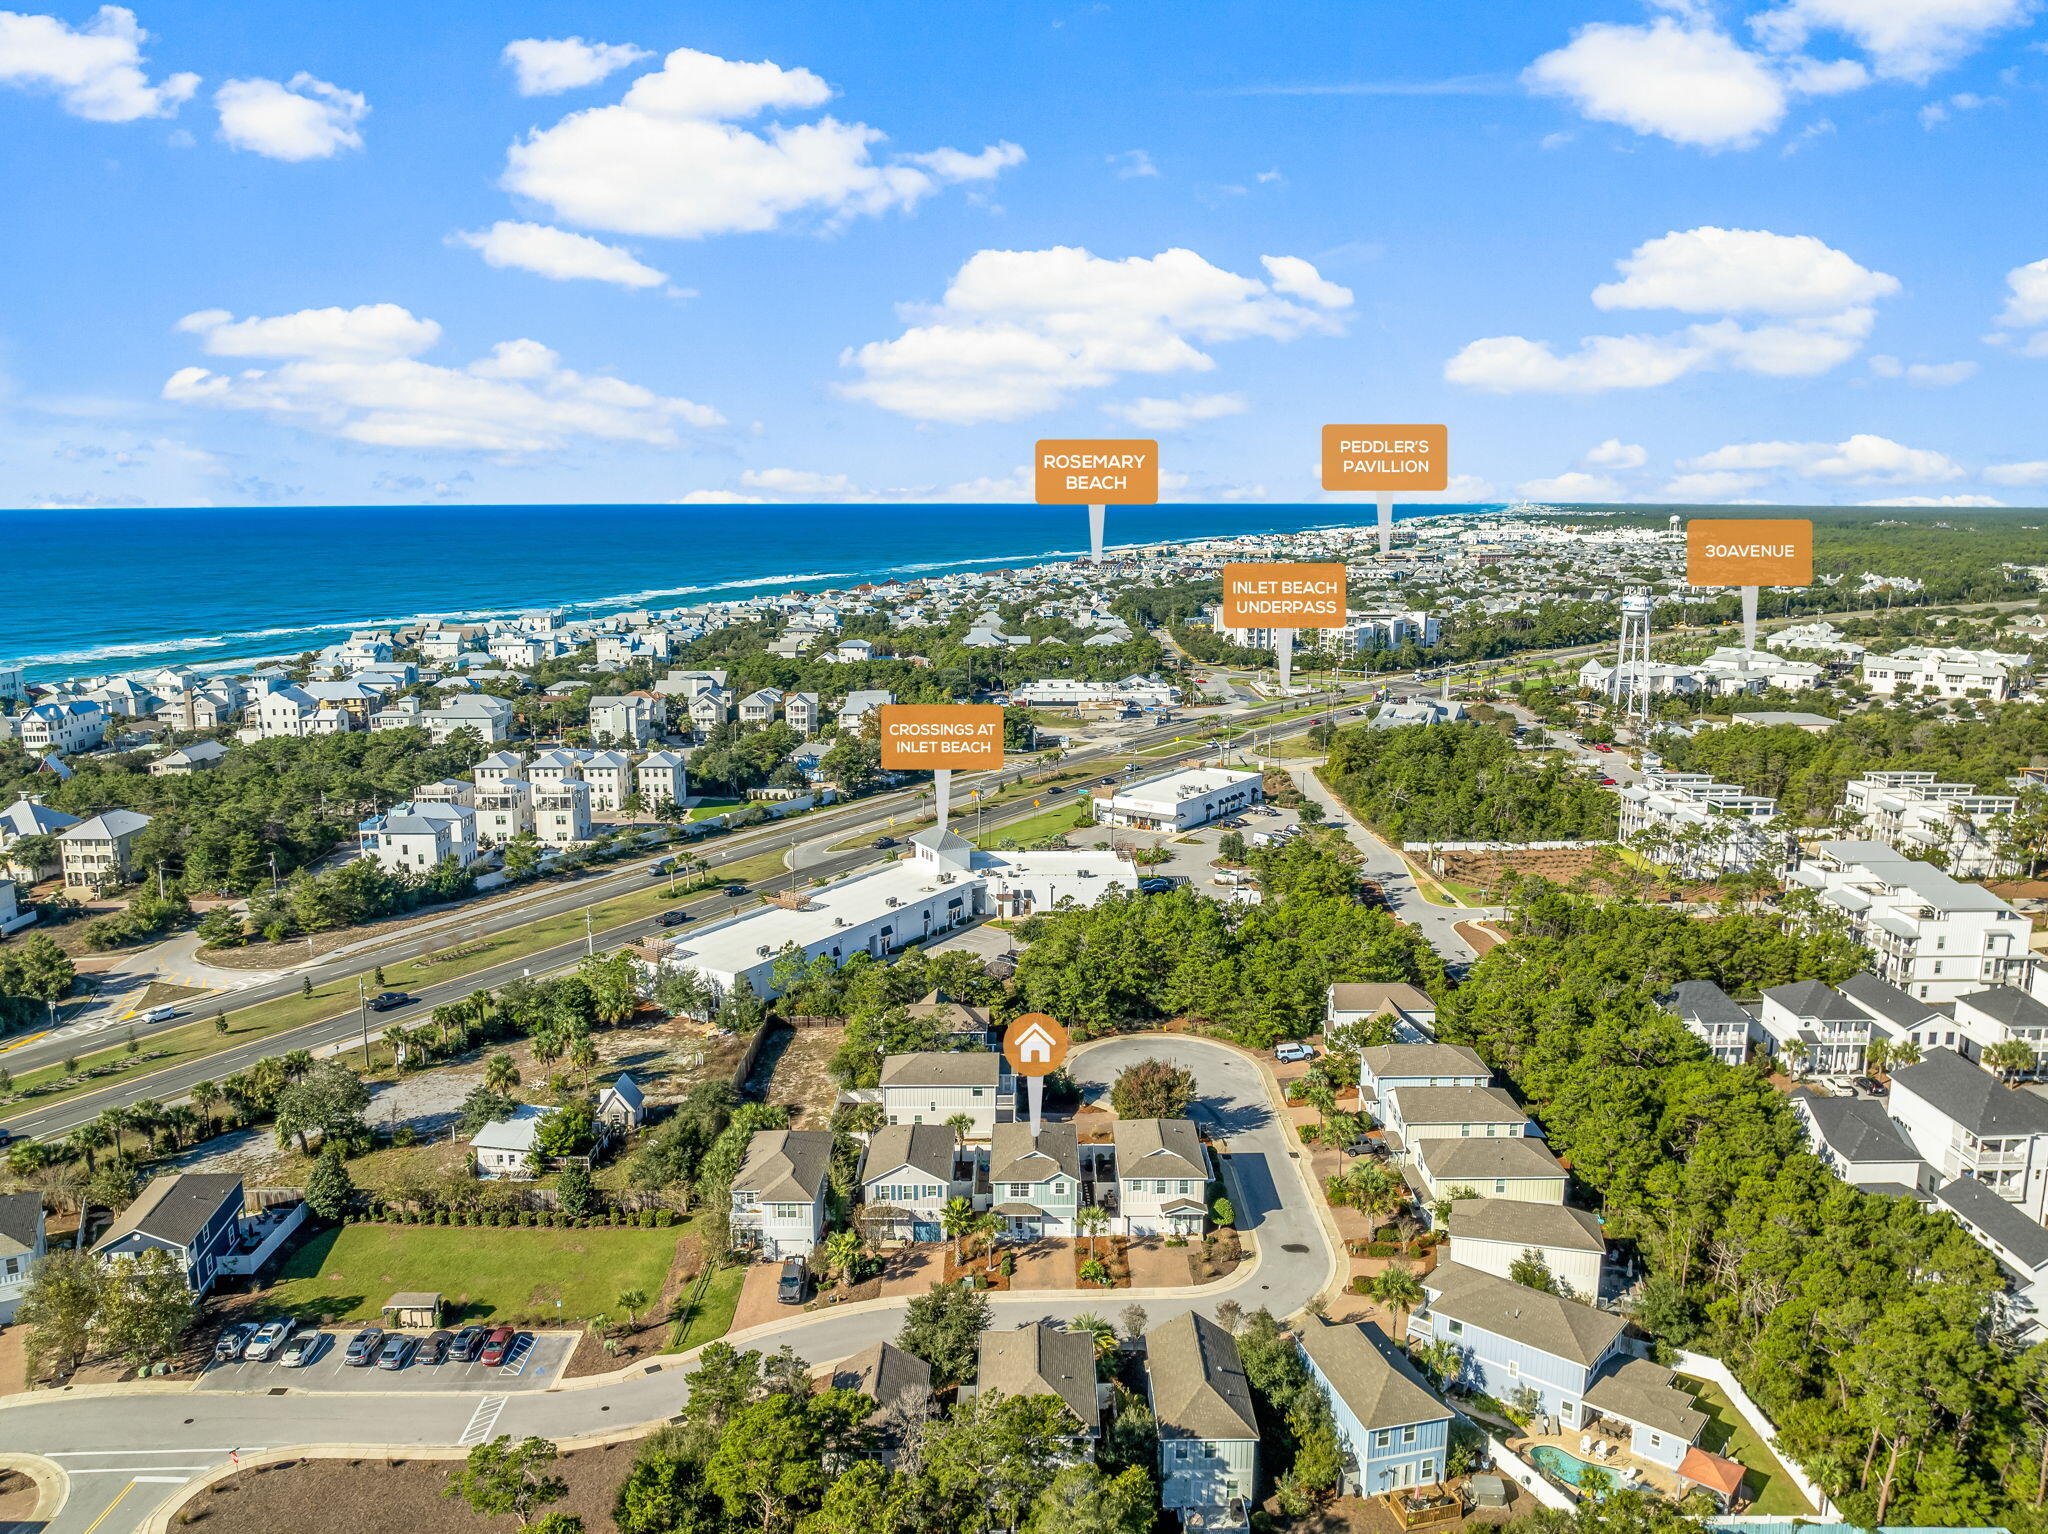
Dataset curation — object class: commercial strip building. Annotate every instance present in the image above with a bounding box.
[1091,767,1263,832]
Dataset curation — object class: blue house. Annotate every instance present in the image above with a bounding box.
[1409,1261,1629,1431]
[1297,1319,1452,1495]
[91,1173,245,1295]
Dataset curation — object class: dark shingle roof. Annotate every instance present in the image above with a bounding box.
[1891,1049,2048,1138]
[1935,1176,2048,1273]
[1799,1095,1920,1166]
[92,1173,241,1254]
[1665,980,1754,1029]
[1422,1261,1626,1366]
[1761,979,1865,1025]
[1957,986,2048,1032]
[978,1322,1100,1430]
[0,1192,43,1253]
[1145,1312,1259,1442]
[1838,971,1944,1029]
[1297,1319,1448,1432]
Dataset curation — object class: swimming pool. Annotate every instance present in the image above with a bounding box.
[1528,1445,1620,1495]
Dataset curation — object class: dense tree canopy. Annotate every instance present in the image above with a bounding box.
[1322,722,1617,844]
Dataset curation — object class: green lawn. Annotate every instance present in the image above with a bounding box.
[686,798,744,821]
[258,1221,687,1329]
[668,1264,747,1351]
[975,797,1091,849]
[1676,1375,1813,1516]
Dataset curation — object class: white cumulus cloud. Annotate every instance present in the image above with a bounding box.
[1986,461,2048,485]
[1584,438,1648,469]
[455,221,668,289]
[502,36,649,96]
[1447,226,1893,392]
[1660,470,1775,500]
[1868,353,1979,384]
[215,72,366,160]
[164,303,723,453]
[1681,432,1964,483]
[1991,256,2048,354]
[1751,0,2036,82]
[1100,392,1250,432]
[0,5,195,121]
[498,45,1021,240]
[1526,17,1795,149]
[838,246,1352,424]
[1516,471,1627,501]
[1860,493,2005,505]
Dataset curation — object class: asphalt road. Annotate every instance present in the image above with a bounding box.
[1,687,1384,1143]
[1,1034,1335,1534]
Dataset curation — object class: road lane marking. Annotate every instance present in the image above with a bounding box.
[460,1396,509,1445]
[79,1482,137,1534]
[52,1449,266,1457]
[67,1468,216,1476]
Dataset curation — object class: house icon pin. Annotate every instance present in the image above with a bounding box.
[1013,1020,1057,1065]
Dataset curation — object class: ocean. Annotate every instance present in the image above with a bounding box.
[0,501,1500,684]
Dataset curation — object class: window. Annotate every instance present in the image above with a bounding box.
[1402,1425,1417,1445]
[1420,1460,1437,1483]
[1459,1123,1471,1137]
[1374,1430,1392,1449]
[1494,1179,1507,1194]
[1507,1360,1519,1378]
[2,1257,16,1278]
[1008,1183,1032,1198]
[1447,1320,1463,1336]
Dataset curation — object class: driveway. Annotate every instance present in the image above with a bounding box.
[0,1033,1337,1534]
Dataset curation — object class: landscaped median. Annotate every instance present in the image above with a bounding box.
[0,847,793,1127]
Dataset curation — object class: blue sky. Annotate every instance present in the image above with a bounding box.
[2,0,2045,511]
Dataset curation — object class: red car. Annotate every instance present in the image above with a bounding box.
[1599,775,1617,786]
[478,1326,517,1366]
[1590,742,1614,753]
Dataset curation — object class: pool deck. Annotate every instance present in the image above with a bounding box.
[1510,1430,1688,1501]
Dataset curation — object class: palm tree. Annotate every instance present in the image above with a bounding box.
[1370,1264,1426,1339]
[1064,1311,1118,1361]
[1890,1037,1923,1067]
[945,1112,974,1146]
[129,1099,165,1155]
[569,1037,600,1079]
[618,1286,650,1327]
[190,1080,222,1132]
[1074,1203,1111,1259]
[822,1228,864,1289]
[1986,1039,2038,1081]
[941,1195,978,1266]
[281,1049,314,1082]
[162,1104,200,1149]
[483,1053,520,1094]
[97,1106,132,1159]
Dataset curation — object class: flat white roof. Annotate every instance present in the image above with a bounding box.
[665,860,968,977]
[1101,766,1260,809]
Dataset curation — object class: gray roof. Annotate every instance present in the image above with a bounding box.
[161,741,228,765]
[1388,1085,1525,1125]
[0,797,80,836]
[1422,1261,1627,1366]
[1935,1176,2048,1272]
[1798,1095,1919,1166]
[1584,1357,1708,1442]
[1112,1118,1207,1182]
[978,1322,1100,1430]
[1417,1137,1566,1182]
[908,826,974,855]
[1665,980,1754,1030]
[1359,1043,1487,1080]
[1330,983,1436,1016]
[1446,1200,1605,1254]
[1761,980,1865,1025]
[881,1051,1001,1089]
[0,1192,43,1255]
[1957,985,2048,1032]
[1145,1312,1258,1442]
[733,1129,836,1204]
[864,1123,957,1185]
[61,808,152,841]
[827,1340,933,1424]
[1891,1049,2048,1138]
[1296,1319,1448,1432]
[990,1120,1081,1185]
[1837,971,1944,1029]
[92,1173,241,1254]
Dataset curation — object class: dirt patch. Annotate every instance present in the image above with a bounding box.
[1455,920,1506,955]
[0,1468,42,1524]
[749,1023,847,1128]
[1432,845,1725,903]
[175,1445,640,1534]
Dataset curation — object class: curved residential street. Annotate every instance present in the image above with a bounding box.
[0,1034,1337,1534]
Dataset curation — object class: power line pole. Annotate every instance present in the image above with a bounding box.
[357,977,372,1070]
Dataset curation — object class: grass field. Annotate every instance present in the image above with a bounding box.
[0,847,795,1127]
[975,798,1091,849]
[259,1221,685,1328]
[668,1264,747,1350]
[1676,1376,1812,1516]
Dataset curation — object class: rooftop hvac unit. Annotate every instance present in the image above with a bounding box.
[834,917,847,927]
[886,896,899,907]
[756,945,772,957]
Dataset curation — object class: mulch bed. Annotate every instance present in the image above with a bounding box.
[175,1446,640,1534]
[1074,1237,1132,1287]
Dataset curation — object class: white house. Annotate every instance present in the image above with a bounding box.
[1787,841,2033,1002]
[1617,773,1781,879]
[740,688,785,725]
[1863,645,2029,702]
[988,1120,1084,1240]
[582,750,634,814]
[730,1128,835,1260]
[1888,1048,2048,1220]
[1092,767,1262,832]
[1845,771,2018,877]
[469,1104,554,1179]
[1755,979,1879,1079]
[588,693,666,748]
[636,750,688,809]
[1444,1200,1606,1299]
[1,794,80,877]
[784,692,822,735]
[1329,984,1440,1044]
[1933,1176,2048,1341]
[1838,970,1959,1053]
[858,1123,972,1242]
[149,740,229,776]
[473,780,537,845]
[1412,1137,1569,1207]
[472,749,529,789]
[532,779,593,844]
[1112,1118,1209,1237]
[1380,1084,1529,1147]
[1663,980,1758,1067]
[1792,1093,1932,1194]
[358,800,479,874]
[0,1192,46,1323]
[838,690,895,729]
[880,1052,1013,1140]
[58,808,152,890]
[1146,1312,1259,1527]
[1953,986,2048,1067]
[1357,1043,1490,1102]
[19,699,107,754]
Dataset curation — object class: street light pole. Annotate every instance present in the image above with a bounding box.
[584,907,595,957]
[357,977,372,1070]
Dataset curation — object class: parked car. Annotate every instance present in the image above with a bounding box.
[450,1325,488,1362]
[343,1327,386,1366]
[277,1331,320,1367]
[245,1317,298,1361]
[376,1333,418,1371]
[777,1259,808,1305]
[1591,742,1615,753]
[1854,1075,1888,1096]
[1598,776,1617,787]
[214,1322,259,1362]
[367,991,413,1012]
[1137,877,1175,894]
[478,1326,518,1366]
[1275,1042,1315,1063]
[418,1330,454,1365]
[657,910,691,927]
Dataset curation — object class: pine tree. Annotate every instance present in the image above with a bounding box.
[304,1148,357,1221]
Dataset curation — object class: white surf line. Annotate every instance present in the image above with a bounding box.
[460,1396,509,1446]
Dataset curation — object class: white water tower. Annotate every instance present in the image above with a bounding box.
[1613,590,1655,725]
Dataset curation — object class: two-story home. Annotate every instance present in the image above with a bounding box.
[1410,1261,1629,1429]
[1837,971,1956,1054]
[1889,1048,2048,1219]
[1952,986,2048,1070]
[974,1322,1101,1442]
[1328,984,1440,1043]
[1444,1201,1606,1299]
[91,1173,244,1295]
[1581,1356,1712,1476]
[1792,1093,1933,1194]
[785,692,822,735]
[1413,1137,1570,1211]
[730,1128,835,1260]
[1,794,80,878]
[1146,1312,1259,1527]
[358,801,479,874]
[1756,980,1879,1079]
[740,688,785,726]
[20,699,106,754]
[988,1121,1083,1240]
[1356,1045,1489,1113]
[879,1052,1013,1140]
[825,1341,934,1463]
[1379,1084,1530,1151]
[1297,1319,1452,1496]
[838,690,895,730]
[1112,1118,1209,1237]
[1934,1175,2048,1341]
[859,1123,971,1242]
[0,1192,47,1322]
[904,988,997,1048]
[58,808,152,890]
[1663,981,1757,1067]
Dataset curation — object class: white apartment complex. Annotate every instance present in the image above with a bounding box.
[1617,772,1780,879]
[1843,772,2018,878]
[1863,646,2031,702]
[358,801,480,874]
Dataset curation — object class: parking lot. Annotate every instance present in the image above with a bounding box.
[1113,802,1308,891]
[197,1328,575,1393]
